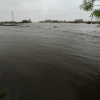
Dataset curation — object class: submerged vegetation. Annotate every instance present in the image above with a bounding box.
[0,88,8,100]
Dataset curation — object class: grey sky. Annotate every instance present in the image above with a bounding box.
[0,0,98,22]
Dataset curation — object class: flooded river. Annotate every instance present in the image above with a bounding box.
[0,23,100,100]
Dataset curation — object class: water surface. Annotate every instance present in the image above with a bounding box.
[0,23,100,100]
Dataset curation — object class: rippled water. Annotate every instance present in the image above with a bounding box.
[0,23,100,100]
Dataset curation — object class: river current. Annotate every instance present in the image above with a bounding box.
[0,23,100,100]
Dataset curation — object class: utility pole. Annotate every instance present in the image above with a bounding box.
[12,11,14,22]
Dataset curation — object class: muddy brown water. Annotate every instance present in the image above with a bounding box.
[0,23,100,100]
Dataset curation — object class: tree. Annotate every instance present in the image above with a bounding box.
[22,19,32,23]
[80,0,100,22]
[22,20,29,23]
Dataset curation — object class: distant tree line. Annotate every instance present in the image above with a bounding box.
[22,19,32,23]
[0,19,32,23]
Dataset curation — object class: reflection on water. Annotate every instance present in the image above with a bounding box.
[0,23,100,100]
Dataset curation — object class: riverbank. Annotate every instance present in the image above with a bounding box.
[0,22,23,26]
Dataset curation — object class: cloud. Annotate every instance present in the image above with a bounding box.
[0,0,92,22]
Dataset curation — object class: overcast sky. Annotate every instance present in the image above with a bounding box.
[0,0,98,22]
